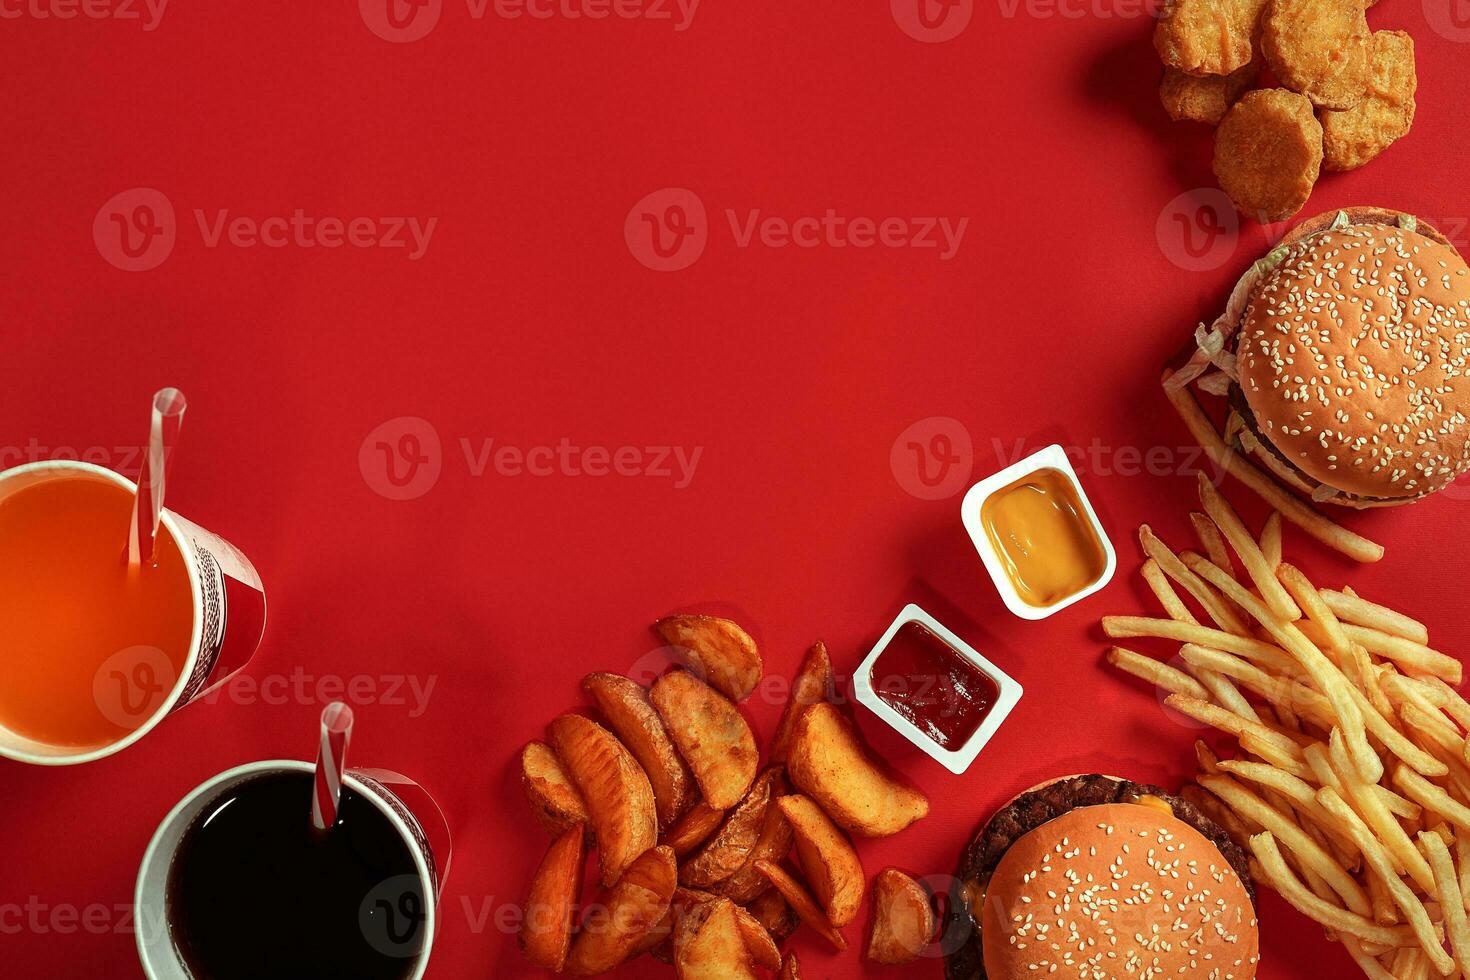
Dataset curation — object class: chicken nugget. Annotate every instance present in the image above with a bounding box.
[1321,31,1417,171]
[1161,58,1262,125]
[1155,0,1268,77]
[1213,89,1323,223]
[1261,0,1371,110]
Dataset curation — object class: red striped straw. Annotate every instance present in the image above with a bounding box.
[127,388,188,567]
[311,702,355,831]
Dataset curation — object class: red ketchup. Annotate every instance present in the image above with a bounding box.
[871,621,998,750]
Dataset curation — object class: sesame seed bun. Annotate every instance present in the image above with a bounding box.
[1236,211,1470,505]
[979,803,1259,980]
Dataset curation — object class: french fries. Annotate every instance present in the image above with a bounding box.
[1161,368,1385,562]
[661,801,725,858]
[1107,646,1209,699]
[865,868,936,965]
[787,703,929,838]
[1102,474,1466,980]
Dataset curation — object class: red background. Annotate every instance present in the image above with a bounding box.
[3,1,1469,977]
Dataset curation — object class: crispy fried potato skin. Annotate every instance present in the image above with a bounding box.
[769,641,833,765]
[520,740,591,840]
[655,614,764,702]
[746,887,799,943]
[564,845,677,977]
[866,868,936,965]
[1154,0,1267,77]
[780,794,865,927]
[674,897,760,980]
[721,775,796,904]
[787,703,930,837]
[1261,0,1371,110]
[662,801,727,858]
[1213,88,1323,223]
[547,713,658,887]
[583,672,695,830]
[1161,59,1261,125]
[1322,30,1417,171]
[681,768,783,889]
[651,669,759,810]
[518,825,587,971]
[732,905,782,970]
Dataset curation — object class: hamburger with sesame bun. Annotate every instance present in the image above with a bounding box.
[1169,207,1470,507]
[943,774,1259,980]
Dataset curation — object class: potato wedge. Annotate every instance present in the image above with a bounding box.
[779,950,802,980]
[548,713,658,887]
[754,860,848,950]
[787,703,929,837]
[584,672,695,830]
[518,825,586,971]
[866,868,935,965]
[565,845,676,976]
[779,794,864,926]
[636,885,713,963]
[770,641,834,765]
[682,768,784,888]
[733,905,781,970]
[674,897,759,980]
[720,782,796,903]
[651,669,758,810]
[655,614,764,702]
[662,801,726,858]
[521,740,590,840]
[746,887,798,943]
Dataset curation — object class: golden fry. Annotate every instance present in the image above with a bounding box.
[1106,646,1210,700]
[1248,832,1414,947]
[1320,588,1429,646]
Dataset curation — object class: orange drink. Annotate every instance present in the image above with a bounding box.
[0,471,194,751]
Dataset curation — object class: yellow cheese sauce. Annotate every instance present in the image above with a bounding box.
[981,468,1106,608]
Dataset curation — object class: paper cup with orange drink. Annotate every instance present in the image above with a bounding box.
[0,390,266,765]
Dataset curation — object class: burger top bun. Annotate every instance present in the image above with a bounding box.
[980,803,1259,980]
[1237,219,1470,502]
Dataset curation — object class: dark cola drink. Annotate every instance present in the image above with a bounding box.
[166,770,427,980]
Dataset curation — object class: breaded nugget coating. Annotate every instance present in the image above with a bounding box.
[1161,58,1262,125]
[1213,88,1323,223]
[1321,30,1417,171]
[1261,0,1371,110]
[1155,0,1268,77]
